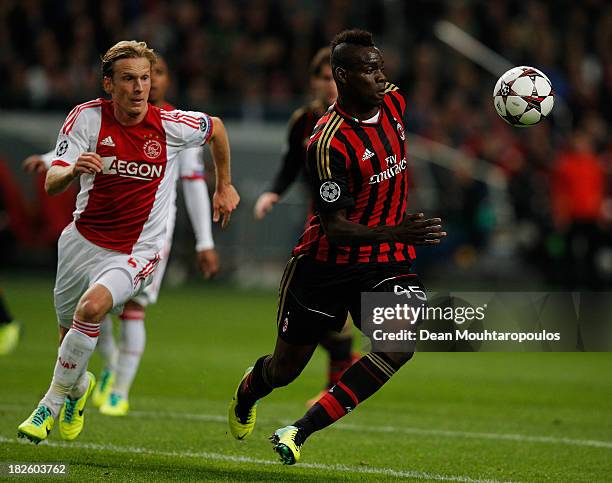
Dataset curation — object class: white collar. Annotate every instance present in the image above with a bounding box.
[362,110,380,124]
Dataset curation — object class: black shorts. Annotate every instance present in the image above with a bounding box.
[276,255,424,345]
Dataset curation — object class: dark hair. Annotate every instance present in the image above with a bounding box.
[330,29,374,51]
[330,29,374,69]
[309,47,331,78]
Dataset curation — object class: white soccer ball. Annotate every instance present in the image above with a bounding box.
[493,66,554,127]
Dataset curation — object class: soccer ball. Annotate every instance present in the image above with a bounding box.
[493,66,554,127]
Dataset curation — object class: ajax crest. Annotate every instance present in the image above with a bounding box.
[143,139,162,159]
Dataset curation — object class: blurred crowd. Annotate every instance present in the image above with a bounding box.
[0,0,387,117]
[0,0,611,287]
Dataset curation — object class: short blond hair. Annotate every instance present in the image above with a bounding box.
[101,40,156,78]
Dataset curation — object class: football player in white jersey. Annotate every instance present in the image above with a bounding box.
[23,55,220,417]
[17,40,239,444]
[95,55,221,415]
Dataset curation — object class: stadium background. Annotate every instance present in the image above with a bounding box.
[1,0,610,290]
[0,1,611,481]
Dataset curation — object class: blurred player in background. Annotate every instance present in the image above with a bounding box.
[253,48,336,220]
[229,29,445,464]
[0,290,20,355]
[23,55,220,417]
[17,40,239,444]
[253,48,358,407]
[0,169,25,355]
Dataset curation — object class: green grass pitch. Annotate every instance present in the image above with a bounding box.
[1,275,611,481]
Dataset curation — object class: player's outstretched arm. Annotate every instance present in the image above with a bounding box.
[320,210,447,246]
[253,192,280,220]
[23,154,49,174]
[254,111,307,220]
[181,176,219,279]
[45,152,102,195]
[209,117,240,228]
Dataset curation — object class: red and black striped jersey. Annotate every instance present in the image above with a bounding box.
[292,82,416,264]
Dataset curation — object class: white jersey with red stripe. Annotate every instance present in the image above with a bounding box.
[50,98,213,256]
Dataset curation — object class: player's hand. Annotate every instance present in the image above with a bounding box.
[396,213,447,245]
[22,155,48,174]
[213,183,240,228]
[196,248,219,279]
[254,192,279,220]
[73,152,103,177]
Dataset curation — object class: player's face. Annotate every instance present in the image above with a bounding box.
[104,57,151,117]
[311,65,337,106]
[149,57,170,106]
[345,47,387,107]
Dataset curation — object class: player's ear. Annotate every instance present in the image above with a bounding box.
[334,66,347,87]
[102,76,112,95]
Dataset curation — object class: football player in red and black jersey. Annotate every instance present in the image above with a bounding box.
[254,47,359,407]
[228,29,446,464]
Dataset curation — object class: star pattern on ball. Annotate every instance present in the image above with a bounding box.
[493,66,554,127]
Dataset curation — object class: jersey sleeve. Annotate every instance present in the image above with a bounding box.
[50,105,95,168]
[161,109,214,150]
[182,176,214,251]
[178,146,213,250]
[306,139,354,213]
[268,109,307,195]
[178,147,205,180]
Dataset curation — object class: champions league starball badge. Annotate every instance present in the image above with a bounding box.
[56,139,69,156]
[319,181,341,202]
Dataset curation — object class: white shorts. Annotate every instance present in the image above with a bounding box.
[54,223,160,328]
[131,237,171,307]
[130,202,176,308]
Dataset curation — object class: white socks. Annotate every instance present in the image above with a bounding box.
[69,370,90,400]
[97,315,118,372]
[113,319,146,399]
[41,313,146,411]
[40,326,97,417]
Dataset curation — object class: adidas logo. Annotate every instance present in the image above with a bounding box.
[100,136,115,147]
[362,148,375,161]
